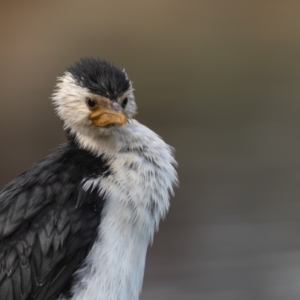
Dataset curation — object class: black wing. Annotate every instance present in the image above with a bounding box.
[0,143,109,300]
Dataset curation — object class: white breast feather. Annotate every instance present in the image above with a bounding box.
[70,120,178,300]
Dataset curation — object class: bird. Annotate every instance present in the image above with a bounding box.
[0,58,178,300]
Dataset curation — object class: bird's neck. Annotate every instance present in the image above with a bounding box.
[69,121,160,300]
[68,120,176,300]
[69,121,139,158]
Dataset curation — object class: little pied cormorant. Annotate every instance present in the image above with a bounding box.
[0,58,178,300]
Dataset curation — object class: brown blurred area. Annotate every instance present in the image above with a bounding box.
[1,1,300,299]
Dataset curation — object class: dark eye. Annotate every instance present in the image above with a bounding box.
[86,98,96,109]
[122,97,128,108]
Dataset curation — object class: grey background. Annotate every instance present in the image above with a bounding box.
[1,1,300,299]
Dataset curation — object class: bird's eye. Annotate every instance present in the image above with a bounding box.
[122,97,128,108]
[86,98,96,109]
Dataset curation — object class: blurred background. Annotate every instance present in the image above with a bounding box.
[1,1,300,299]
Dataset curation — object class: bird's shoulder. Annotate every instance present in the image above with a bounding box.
[0,142,109,300]
[0,141,110,238]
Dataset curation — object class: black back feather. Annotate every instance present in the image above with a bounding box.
[0,142,110,300]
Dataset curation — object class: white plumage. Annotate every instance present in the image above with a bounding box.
[72,121,177,300]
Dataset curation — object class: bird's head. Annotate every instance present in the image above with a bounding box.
[52,58,136,137]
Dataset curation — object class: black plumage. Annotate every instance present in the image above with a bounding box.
[68,57,130,100]
[0,141,110,300]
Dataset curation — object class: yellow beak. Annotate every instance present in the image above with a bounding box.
[89,108,126,127]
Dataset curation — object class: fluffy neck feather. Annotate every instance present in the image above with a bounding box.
[69,120,177,300]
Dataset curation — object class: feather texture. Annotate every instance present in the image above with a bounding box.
[0,143,109,300]
[70,120,178,300]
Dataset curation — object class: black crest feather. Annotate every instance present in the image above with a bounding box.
[67,57,130,100]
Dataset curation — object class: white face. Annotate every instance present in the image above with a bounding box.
[52,72,137,137]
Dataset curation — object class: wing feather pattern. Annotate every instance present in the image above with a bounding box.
[0,143,109,300]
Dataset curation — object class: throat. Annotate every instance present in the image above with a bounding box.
[68,122,140,159]
[69,129,120,158]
